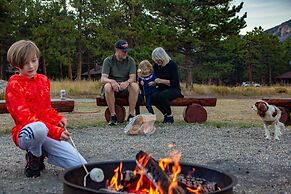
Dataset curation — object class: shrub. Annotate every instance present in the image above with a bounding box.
[275,87,287,94]
[0,92,4,100]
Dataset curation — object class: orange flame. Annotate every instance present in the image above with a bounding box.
[187,185,203,194]
[106,150,213,194]
[109,162,123,190]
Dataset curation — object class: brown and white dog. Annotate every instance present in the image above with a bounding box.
[252,100,285,140]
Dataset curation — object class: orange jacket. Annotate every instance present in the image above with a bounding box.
[5,74,64,146]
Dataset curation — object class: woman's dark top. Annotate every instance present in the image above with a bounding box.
[153,60,181,91]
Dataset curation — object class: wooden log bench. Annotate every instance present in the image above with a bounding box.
[96,96,217,123]
[262,98,291,125]
[0,99,75,114]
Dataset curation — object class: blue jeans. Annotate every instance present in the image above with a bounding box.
[135,94,154,115]
[18,121,86,169]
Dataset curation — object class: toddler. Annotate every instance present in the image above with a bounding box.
[135,60,157,115]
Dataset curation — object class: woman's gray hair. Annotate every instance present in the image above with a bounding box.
[151,47,171,65]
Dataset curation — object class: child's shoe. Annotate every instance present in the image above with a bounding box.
[25,152,41,178]
[163,115,174,124]
[39,151,48,171]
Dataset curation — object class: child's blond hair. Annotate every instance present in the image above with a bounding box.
[7,40,40,69]
[139,60,153,76]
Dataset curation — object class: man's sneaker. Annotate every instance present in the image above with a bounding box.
[163,115,174,124]
[127,114,135,122]
[25,152,41,178]
[108,115,117,125]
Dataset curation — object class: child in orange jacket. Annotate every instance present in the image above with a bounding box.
[5,40,86,178]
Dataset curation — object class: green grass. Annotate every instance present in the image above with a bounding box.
[1,81,291,135]
[1,80,291,99]
[0,99,271,136]
[204,121,260,129]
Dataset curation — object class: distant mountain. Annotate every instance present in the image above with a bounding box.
[265,19,291,41]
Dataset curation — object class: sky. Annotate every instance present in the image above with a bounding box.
[234,0,291,34]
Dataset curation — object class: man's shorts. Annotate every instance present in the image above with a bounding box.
[100,85,129,98]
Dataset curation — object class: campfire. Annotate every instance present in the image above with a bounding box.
[62,151,237,194]
[105,151,220,194]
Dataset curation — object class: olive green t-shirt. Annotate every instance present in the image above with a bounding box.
[102,55,136,82]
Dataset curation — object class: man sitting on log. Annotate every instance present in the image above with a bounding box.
[100,39,139,125]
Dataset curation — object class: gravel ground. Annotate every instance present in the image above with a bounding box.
[0,124,290,194]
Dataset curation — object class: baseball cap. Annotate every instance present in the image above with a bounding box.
[114,39,130,52]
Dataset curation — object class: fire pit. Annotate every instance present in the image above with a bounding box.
[62,156,237,194]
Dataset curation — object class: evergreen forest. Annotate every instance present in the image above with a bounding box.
[0,0,290,88]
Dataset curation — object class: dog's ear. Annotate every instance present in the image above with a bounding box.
[257,102,267,117]
[272,108,278,117]
[260,102,268,111]
[258,110,265,117]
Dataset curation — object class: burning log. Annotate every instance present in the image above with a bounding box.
[136,151,186,194]
[96,151,222,193]
[175,174,221,193]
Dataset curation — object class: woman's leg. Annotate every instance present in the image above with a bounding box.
[151,91,167,115]
[42,137,87,169]
[151,88,181,115]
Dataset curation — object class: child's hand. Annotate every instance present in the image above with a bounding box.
[60,130,71,141]
[148,81,156,86]
[154,78,162,84]
[140,80,144,86]
[59,117,68,128]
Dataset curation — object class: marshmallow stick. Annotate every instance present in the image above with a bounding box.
[69,135,90,187]
[67,128,104,186]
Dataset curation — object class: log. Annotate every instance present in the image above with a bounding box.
[96,96,217,107]
[136,150,185,194]
[51,99,75,112]
[262,98,291,108]
[0,101,6,114]
[97,96,216,123]
[262,98,291,125]
[183,103,207,123]
[278,106,290,124]
[104,105,126,123]
[0,99,74,114]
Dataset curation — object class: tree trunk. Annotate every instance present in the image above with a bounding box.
[68,62,72,80]
[0,63,2,79]
[186,65,193,89]
[60,63,63,78]
[42,58,47,75]
[76,46,82,80]
[185,47,193,89]
[76,0,83,80]
[0,48,3,79]
[0,43,5,79]
[247,63,253,84]
[268,64,272,85]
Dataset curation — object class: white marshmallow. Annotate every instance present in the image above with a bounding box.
[89,168,104,183]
